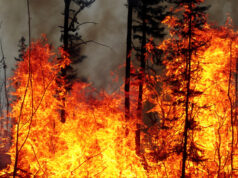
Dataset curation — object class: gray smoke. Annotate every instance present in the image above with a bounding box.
[0,0,127,91]
[206,0,238,27]
[0,0,237,90]
[75,0,127,90]
[0,0,63,76]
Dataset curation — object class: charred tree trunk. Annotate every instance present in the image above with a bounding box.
[125,0,133,125]
[60,0,71,123]
[228,41,234,176]
[236,56,238,144]
[0,42,9,134]
[63,0,70,52]
[217,122,222,176]
[3,60,9,133]
[181,3,192,178]
[136,0,146,156]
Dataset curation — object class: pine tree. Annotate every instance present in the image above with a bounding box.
[164,0,210,177]
[15,37,27,62]
[133,0,167,63]
[60,0,95,123]
[125,0,134,131]
[132,0,167,156]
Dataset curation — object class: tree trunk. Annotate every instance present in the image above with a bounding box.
[181,2,192,178]
[0,42,9,134]
[61,0,71,123]
[125,0,133,126]
[136,0,146,156]
[63,0,70,51]
[236,56,238,142]
[228,41,234,176]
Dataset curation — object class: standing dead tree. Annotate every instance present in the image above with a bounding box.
[125,0,134,132]
[0,40,9,136]
[164,1,210,177]
[132,0,167,157]
[59,0,95,123]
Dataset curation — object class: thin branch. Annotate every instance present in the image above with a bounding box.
[77,21,97,26]
[75,39,114,51]
[92,167,107,177]
[30,143,46,176]
[68,7,84,31]
[13,0,32,176]
[19,75,56,131]
[70,21,97,32]
[71,149,105,174]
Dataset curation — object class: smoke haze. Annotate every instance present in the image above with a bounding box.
[0,0,237,89]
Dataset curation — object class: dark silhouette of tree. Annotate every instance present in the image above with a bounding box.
[15,37,27,62]
[166,0,210,177]
[13,37,27,91]
[133,0,167,67]
[125,0,134,131]
[132,0,167,156]
[0,40,9,135]
[59,0,95,123]
[236,42,238,174]
[225,24,237,176]
[228,39,234,176]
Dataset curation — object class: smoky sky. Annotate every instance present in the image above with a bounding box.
[206,0,238,26]
[0,0,237,90]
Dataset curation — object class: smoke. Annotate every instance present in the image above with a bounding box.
[74,0,127,90]
[0,1,27,77]
[206,0,238,27]
[29,0,63,44]
[0,0,127,91]
[228,0,238,27]
[0,0,237,90]
[0,0,62,77]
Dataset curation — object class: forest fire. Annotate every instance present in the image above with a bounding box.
[0,21,237,177]
[1,0,238,177]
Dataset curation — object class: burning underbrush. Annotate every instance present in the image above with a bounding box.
[1,21,238,177]
[0,37,146,177]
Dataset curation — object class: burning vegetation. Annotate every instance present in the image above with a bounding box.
[1,0,238,177]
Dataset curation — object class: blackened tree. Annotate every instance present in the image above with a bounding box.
[165,0,210,177]
[125,0,134,130]
[132,0,167,156]
[0,40,9,134]
[60,0,95,123]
